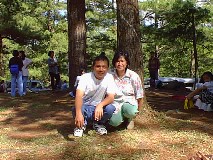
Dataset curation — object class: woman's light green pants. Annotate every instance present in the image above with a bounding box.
[109,102,139,127]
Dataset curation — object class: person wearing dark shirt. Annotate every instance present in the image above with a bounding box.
[47,51,60,90]
[148,51,160,88]
[8,50,24,97]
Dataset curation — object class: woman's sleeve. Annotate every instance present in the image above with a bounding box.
[133,74,144,99]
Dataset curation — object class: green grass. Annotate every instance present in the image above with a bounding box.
[0,92,213,160]
[0,106,9,112]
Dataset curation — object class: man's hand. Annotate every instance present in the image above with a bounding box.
[94,104,104,121]
[75,113,84,128]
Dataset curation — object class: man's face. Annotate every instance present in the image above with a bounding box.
[93,60,109,80]
[203,75,211,82]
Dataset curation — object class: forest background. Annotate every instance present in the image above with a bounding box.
[0,0,212,87]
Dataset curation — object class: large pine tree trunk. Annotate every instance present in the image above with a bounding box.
[67,0,86,90]
[116,0,146,104]
[116,0,143,72]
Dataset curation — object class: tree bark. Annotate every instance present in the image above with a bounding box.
[116,0,146,104]
[67,0,86,90]
[0,34,3,77]
[116,0,143,72]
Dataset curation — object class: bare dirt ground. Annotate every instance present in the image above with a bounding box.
[1,88,212,139]
[145,88,213,118]
[0,88,212,160]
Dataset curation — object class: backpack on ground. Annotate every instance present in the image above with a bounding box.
[10,64,19,75]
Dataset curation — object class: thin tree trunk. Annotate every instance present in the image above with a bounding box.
[67,0,86,90]
[192,11,198,86]
[0,34,3,77]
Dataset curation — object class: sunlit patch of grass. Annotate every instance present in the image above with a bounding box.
[1,126,16,133]
[0,134,14,146]
[24,134,60,145]
[0,93,213,160]
[0,113,15,122]
[0,106,9,112]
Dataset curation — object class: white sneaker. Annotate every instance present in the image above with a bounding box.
[127,120,134,130]
[93,123,107,135]
[69,92,75,97]
[73,127,85,137]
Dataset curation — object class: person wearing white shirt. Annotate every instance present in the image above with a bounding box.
[187,71,213,111]
[20,51,32,95]
[72,52,116,137]
[109,51,144,129]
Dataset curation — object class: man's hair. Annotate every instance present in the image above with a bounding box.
[12,50,19,57]
[92,52,109,67]
[200,71,213,83]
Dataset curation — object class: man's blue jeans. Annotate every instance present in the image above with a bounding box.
[11,71,23,97]
[72,104,115,126]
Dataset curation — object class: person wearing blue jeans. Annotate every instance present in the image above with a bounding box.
[72,104,115,129]
[11,71,23,97]
[20,51,32,95]
[72,52,116,137]
[9,50,24,97]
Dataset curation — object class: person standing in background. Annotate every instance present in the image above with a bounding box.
[9,50,24,97]
[61,80,68,91]
[148,51,160,88]
[71,68,86,97]
[0,80,6,93]
[47,51,61,90]
[20,51,32,95]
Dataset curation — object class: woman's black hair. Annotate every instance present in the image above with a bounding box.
[19,51,26,60]
[199,71,213,83]
[48,50,54,56]
[80,68,85,74]
[12,50,19,57]
[92,52,109,67]
[112,51,130,68]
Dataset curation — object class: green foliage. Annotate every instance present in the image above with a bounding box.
[1,0,212,82]
[140,0,213,78]
[1,0,68,82]
[86,0,117,67]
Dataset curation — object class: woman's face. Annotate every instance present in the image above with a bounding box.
[115,56,127,72]
[50,52,54,58]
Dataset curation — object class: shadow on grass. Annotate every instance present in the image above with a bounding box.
[1,89,213,141]
[145,88,213,136]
